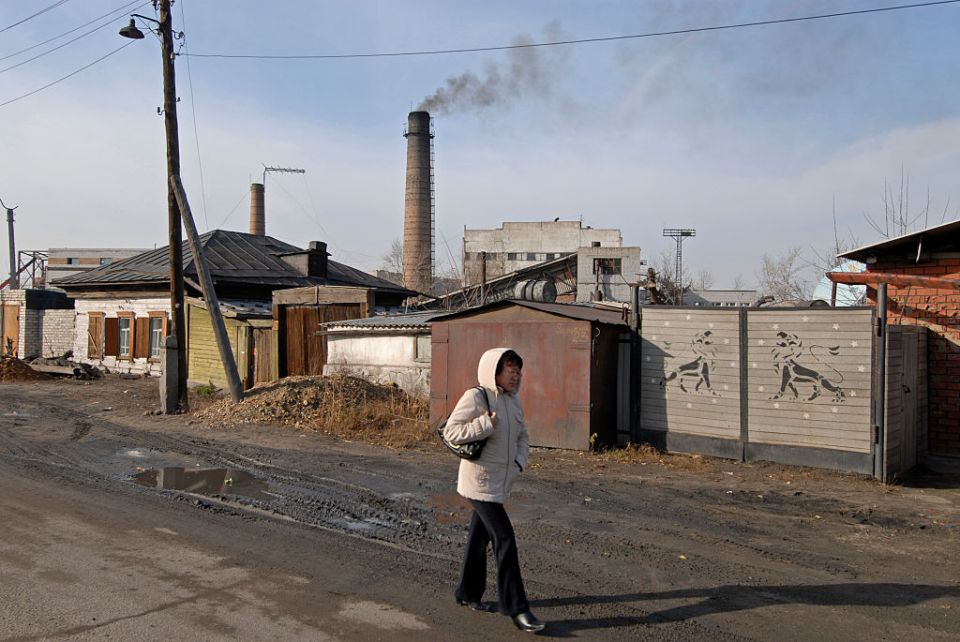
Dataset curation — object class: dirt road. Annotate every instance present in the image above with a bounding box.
[1,377,958,640]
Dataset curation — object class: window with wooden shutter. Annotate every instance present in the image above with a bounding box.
[87,313,104,358]
[134,317,150,359]
[104,317,119,357]
[148,312,167,360]
[117,312,134,359]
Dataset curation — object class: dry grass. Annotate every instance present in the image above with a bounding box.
[306,374,431,449]
[591,442,714,471]
[194,373,432,450]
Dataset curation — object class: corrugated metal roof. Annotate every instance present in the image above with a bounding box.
[324,311,443,330]
[187,297,273,318]
[839,217,960,263]
[52,230,413,295]
[430,299,630,327]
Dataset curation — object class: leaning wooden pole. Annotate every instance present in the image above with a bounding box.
[170,175,244,402]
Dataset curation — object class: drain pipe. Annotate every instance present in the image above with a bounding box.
[875,282,887,480]
[629,283,642,444]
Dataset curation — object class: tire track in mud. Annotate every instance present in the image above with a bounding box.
[0,396,878,584]
[0,398,469,556]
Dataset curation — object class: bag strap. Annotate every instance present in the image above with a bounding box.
[474,385,490,412]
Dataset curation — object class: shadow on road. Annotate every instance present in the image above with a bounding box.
[531,582,960,636]
[896,458,960,490]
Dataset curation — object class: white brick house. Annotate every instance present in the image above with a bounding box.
[72,298,170,376]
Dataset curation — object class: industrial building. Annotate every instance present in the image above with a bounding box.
[462,220,622,286]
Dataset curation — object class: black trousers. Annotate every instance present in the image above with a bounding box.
[454,499,529,616]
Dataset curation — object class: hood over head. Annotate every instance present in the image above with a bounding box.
[477,347,519,393]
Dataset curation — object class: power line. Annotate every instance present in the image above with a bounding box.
[178,3,210,231]
[0,0,145,63]
[0,9,143,74]
[215,188,252,230]
[0,0,73,35]
[185,0,960,61]
[0,40,135,109]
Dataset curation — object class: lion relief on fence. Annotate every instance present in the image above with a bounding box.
[660,329,721,396]
[769,330,845,403]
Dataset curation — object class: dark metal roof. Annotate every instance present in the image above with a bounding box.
[839,218,960,263]
[429,299,630,327]
[52,230,413,296]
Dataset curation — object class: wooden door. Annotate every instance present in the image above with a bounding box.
[282,304,362,376]
[253,328,273,385]
[2,303,19,357]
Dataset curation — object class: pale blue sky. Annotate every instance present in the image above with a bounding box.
[2,0,959,288]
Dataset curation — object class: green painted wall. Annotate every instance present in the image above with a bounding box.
[187,304,242,388]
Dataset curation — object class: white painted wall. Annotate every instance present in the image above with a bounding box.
[74,298,170,376]
[324,332,431,398]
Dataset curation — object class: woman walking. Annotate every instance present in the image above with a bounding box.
[443,348,545,633]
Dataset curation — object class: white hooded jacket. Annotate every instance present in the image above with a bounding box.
[442,347,530,503]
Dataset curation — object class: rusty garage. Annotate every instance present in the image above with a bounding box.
[430,300,631,450]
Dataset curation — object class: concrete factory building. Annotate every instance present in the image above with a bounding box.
[462,220,623,286]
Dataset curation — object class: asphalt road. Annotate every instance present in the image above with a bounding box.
[1,378,959,640]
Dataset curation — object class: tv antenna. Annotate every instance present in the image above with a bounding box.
[662,228,696,305]
[262,165,305,184]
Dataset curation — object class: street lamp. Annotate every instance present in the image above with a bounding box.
[120,1,187,413]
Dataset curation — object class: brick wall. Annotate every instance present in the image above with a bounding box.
[75,298,170,376]
[20,309,75,358]
[40,310,77,357]
[867,256,960,455]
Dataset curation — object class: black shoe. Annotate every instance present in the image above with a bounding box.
[457,599,494,613]
[512,611,546,633]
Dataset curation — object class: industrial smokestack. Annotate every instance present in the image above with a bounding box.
[249,182,265,236]
[403,111,434,293]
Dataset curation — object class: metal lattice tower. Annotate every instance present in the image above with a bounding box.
[662,228,696,305]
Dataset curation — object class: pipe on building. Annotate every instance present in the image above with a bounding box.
[249,183,265,236]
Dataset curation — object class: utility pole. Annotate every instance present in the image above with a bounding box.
[158,0,187,412]
[662,228,696,305]
[3,199,16,290]
[171,175,244,402]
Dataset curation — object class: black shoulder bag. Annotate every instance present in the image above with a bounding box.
[437,386,490,460]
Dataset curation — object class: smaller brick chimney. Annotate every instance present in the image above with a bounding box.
[249,183,265,236]
[279,241,328,278]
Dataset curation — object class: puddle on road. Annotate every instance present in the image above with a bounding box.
[132,467,271,500]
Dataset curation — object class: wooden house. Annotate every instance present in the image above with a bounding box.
[54,230,412,386]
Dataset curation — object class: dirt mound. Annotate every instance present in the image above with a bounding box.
[194,374,431,449]
[0,356,51,382]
